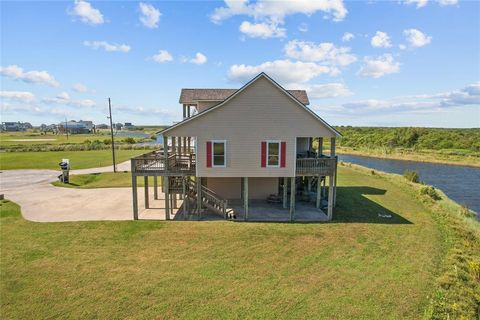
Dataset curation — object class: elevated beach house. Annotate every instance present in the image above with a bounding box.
[131,73,340,222]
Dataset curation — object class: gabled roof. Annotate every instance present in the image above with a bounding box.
[180,88,310,105]
[161,73,341,137]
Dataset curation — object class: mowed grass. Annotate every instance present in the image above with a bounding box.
[0,150,147,170]
[52,172,160,188]
[0,166,451,319]
[0,131,114,146]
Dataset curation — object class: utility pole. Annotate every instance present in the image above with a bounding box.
[108,98,117,172]
[65,117,68,140]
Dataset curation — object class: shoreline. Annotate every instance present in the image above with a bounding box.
[336,148,480,168]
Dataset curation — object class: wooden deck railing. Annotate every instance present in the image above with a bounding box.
[131,151,196,175]
[296,157,336,175]
[186,178,228,218]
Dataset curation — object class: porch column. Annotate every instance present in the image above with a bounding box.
[183,104,186,119]
[331,137,337,207]
[172,137,176,156]
[196,177,202,218]
[243,177,249,221]
[163,135,168,158]
[282,177,288,209]
[327,175,334,220]
[154,176,158,200]
[182,177,187,219]
[144,176,149,209]
[307,177,312,193]
[330,137,336,157]
[164,176,170,220]
[316,174,321,209]
[131,163,138,220]
[318,137,323,156]
[289,177,296,221]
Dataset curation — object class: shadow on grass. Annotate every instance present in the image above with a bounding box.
[333,186,412,224]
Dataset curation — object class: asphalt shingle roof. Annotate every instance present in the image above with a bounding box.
[179,88,309,105]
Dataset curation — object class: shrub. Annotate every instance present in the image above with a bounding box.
[370,170,375,175]
[404,170,420,183]
[420,186,442,201]
[103,139,111,145]
[123,137,136,144]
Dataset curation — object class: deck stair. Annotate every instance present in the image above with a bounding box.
[184,179,233,219]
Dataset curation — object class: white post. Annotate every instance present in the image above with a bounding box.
[290,177,295,221]
[244,177,249,220]
[327,175,333,220]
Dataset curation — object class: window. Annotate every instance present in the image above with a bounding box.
[212,140,226,167]
[267,141,280,167]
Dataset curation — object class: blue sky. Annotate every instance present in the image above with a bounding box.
[1,0,479,127]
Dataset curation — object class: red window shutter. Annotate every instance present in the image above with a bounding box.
[280,142,286,168]
[206,141,212,168]
[261,141,266,168]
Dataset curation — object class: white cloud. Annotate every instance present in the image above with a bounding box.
[399,44,407,50]
[319,82,479,116]
[298,23,308,32]
[188,52,207,65]
[0,65,59,87]
[403,0,429,8]
[284,40,357,66]
[371,31,392,48]
[70,0,104,25]
[83,41,131,52]
[151,50,173,63]
[211,0,347,40]
[342,32,354,42]
[437,0,458,6]
[357,54,400,78]
[403,28,432,47]
[139,3,161,28]
[402,0,458,8]
[43,93,96,108]
[0,91,35,103]
[211,0,348,23]
[239,21,286,38]
[56,92,71,101]
[291,83,353,99]
[72,83,88,92]
[228,59,334,84]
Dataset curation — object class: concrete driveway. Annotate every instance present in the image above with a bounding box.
[0,161,148,222]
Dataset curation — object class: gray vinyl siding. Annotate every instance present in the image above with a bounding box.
[166,76,336,178]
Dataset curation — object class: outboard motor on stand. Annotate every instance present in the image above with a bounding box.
[58,159,70,183]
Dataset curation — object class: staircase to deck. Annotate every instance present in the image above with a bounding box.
[171,178,233,219]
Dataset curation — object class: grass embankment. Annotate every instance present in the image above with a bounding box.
[333,126,480,167]
[52,172,160,188]
[337,146,480,167]
[2,166,479,318]
[0,150,146,170]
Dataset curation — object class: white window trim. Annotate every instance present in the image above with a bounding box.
[266,140,281,168]
[211,140,226,168]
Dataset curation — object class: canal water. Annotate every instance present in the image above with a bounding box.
[338,154,480,217]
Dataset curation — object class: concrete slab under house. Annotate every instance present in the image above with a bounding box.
[131,73,340,222]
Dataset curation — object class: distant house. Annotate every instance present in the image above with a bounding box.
[115,123,123,130]
[1,121,32,132]
[124,122,135,130]
[131,73,340,222]
[96,123,109,129]
[58,120,94,134]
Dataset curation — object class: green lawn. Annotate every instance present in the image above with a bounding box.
[1,165,478,319]
[52,172,159,188]
[0,150,147,170]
